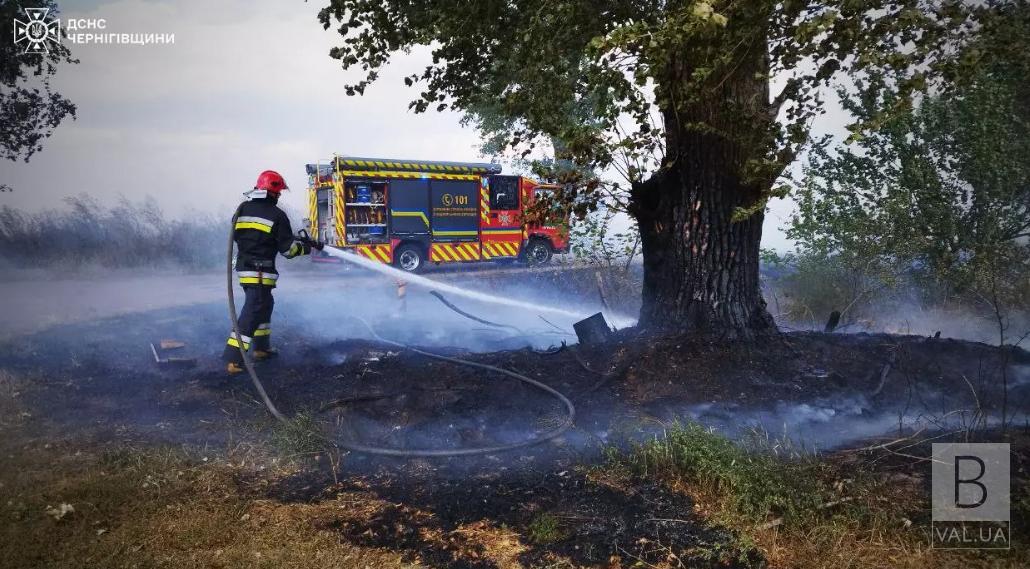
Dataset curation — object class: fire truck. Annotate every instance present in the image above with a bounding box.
[305,156,569,272]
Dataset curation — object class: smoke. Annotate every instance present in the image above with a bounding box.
[763,273,1030,347]
[776,299,1030,347]
[0,197,313,275]
[280,256,621,353]
[656,394,1018,451]
[2,246,1025,461]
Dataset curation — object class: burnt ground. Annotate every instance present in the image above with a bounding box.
[6,298,1026,467]
[1,287,1029,567]
[252,469,750,568]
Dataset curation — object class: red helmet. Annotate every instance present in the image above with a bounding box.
[254,170,288,195]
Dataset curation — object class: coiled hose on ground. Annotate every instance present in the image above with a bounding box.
[226,222,575,456]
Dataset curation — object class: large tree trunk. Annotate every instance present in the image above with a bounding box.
[629,40,777,339]
[631,162,776,338]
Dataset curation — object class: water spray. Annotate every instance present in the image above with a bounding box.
[226,229,576,456]
[320,245,587,319]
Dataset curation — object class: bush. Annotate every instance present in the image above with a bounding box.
[762,247,1030,341]
[761,249,898,329]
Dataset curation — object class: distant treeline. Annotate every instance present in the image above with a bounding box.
[0,197,226,270]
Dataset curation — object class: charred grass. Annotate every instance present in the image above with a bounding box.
[0,363,745,569]
[5,430,1024,569]
[0,437,745,569]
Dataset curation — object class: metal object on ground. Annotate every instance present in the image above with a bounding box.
[150,342,196,367]
[573,312,612,345]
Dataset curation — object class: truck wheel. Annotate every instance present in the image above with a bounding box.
[394,244,425,273]
[524,239,552,265]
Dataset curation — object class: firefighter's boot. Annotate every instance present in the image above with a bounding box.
[226,362,245,375]
[253,348,279,361]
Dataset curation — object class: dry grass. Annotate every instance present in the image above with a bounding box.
[0,442,417,569]
[453,521,527,569]
[0,370,407,569]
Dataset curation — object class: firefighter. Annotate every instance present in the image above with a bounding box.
[224,170,323,374]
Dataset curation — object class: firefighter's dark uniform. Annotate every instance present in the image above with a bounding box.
[223,197,310,363]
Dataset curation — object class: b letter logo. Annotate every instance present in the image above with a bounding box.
[931,443,1010,549]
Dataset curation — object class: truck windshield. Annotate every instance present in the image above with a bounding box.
[490,176,519,210]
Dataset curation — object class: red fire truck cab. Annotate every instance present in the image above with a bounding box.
[305,156,568,272]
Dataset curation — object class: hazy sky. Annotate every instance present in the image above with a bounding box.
[0,0,843,251]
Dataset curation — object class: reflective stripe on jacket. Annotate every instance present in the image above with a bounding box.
[232,197,310,286]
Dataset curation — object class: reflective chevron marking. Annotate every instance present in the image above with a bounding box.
[356,244,392,263]
[430,242,481,263]
[480,177,490,222]
[308,188,318,239]
[336,158,498,175]
[337,169,478,181]
[481,241,520,259]
[334,184,347,246]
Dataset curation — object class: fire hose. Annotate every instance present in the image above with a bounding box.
[226,220,575,456]
[429,290,568,355]
[429,290,522,332]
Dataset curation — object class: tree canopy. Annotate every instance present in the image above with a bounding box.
[320,0,992,200]
[0,0,77,164]
[318,0,1014,334]
[787,4,1030,329]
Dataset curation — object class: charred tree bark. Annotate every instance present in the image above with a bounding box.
[630,35,778,339]
[631,161,776,338]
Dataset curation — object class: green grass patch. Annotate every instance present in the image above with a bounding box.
[527,512,567,544]
[268,412,326,457]
[612,423,825,527]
